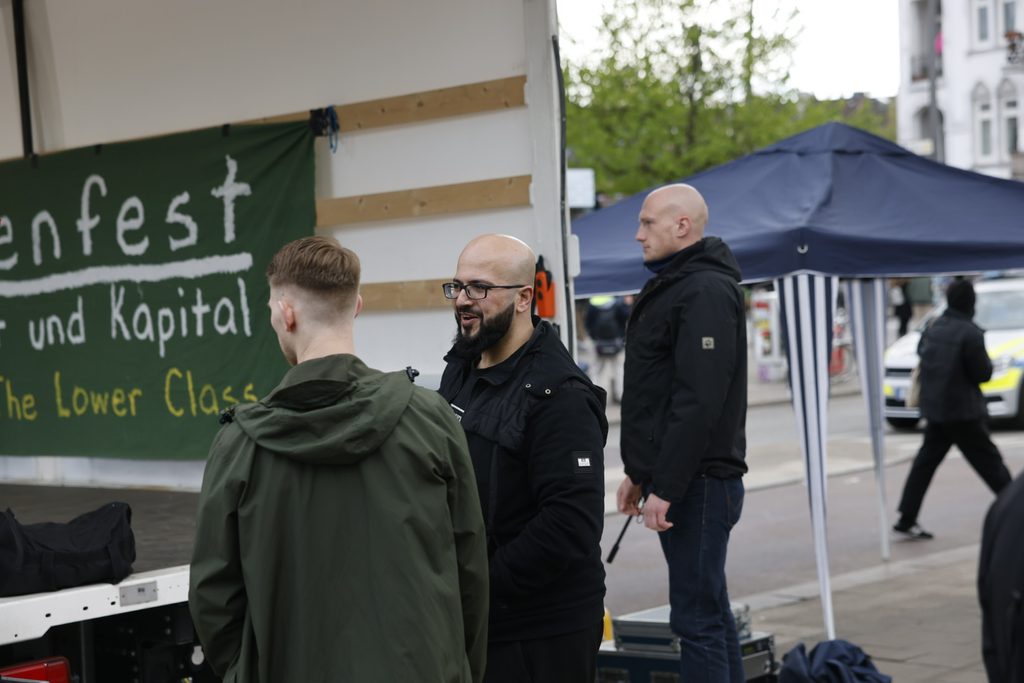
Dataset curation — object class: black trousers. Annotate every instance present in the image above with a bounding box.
[897,419,1012,525]
[483,621,604,683]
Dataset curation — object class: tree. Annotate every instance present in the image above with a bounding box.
[564,0,894,197]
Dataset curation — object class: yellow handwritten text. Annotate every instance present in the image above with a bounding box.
[164,367,257,417]
[1,374,38,421]
[53,371,142,417]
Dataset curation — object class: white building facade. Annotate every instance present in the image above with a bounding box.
[898,0,1024,178]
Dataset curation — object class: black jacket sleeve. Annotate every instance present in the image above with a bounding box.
[963,327,994,384]
[978,475,1024,683]
[979,491,1000,682]
[440,416,489,683]
[488,386,606,597]
[653,279,740,502]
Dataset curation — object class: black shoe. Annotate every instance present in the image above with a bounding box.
[892,523,934,540]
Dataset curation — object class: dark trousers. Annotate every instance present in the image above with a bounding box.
[897,419,1012,525]
[483,621,603,683]
[896,306,912,337]
[659,476,745,683]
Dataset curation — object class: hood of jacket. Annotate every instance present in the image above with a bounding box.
[659,236,743,284]
[231,353,413,465]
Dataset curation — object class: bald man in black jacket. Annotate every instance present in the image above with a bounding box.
[440,234,608,683]
[617,184,748,683]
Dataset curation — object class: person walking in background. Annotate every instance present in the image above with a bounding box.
[616,184,748,683]
[189,236,489,682]
[584,294,631,403]
[890,278,913,338]
[893,278,1013,540]
[439,234,608,683]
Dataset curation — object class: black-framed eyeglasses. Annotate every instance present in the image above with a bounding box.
[441,281,527,300]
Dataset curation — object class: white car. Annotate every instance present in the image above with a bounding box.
[883,278,1024,429]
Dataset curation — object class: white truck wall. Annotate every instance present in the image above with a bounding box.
[0,0,570,488]
[1,0,528,152]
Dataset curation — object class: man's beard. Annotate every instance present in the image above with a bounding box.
[452,301,515,358]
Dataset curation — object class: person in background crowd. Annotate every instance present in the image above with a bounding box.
[890,278,913,338]
[584,295,631,403]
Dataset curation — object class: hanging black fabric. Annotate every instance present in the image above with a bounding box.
[0,502,136,597]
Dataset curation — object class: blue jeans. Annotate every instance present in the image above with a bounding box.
[657,475,745,683]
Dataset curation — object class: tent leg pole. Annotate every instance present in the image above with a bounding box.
[876,453,891,561]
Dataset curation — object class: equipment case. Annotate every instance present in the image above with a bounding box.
[597,604,776,682]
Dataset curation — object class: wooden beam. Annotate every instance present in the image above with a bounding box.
[238,75,526,131]
[360,279,451,311]
[337,75,526,132]
[316,175,531,227]
[0,76,527,164]
[239,111,308,125]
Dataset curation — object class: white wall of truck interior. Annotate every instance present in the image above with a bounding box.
[0,0,572,488]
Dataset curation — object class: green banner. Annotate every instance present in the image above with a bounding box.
[0,123,314,459]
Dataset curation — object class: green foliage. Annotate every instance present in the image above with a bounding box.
[564,0,895,197]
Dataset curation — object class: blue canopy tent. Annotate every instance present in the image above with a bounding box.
[575,122,1024,294]
[573,122,1024,638]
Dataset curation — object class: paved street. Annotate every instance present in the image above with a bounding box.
[599,382,1023,681]
[603,446,1024,610]
[602,387,925,512]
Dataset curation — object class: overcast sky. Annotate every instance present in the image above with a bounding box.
[556,0,901,100]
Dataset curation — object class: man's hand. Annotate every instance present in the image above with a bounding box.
[616,477,642,515]
[642,493,673,532]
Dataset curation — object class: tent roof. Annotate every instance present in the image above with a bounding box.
[572,122,1024,296]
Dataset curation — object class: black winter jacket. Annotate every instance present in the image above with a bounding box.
[439,320,608,641]
[621,237,747,503]
[979,472,1024,683]
[917,309,992,423]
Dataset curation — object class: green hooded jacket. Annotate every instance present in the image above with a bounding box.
[189,354,489,682]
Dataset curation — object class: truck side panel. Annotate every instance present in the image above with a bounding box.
[0,0,571,487]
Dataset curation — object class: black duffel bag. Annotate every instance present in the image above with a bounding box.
[0,502,136,597]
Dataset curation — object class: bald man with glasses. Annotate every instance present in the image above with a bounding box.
[439,234,608,683]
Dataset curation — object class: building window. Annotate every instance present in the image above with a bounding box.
[914,106,945,158]
[975,83,995,162]
[1006,0,1017,33]
[999,79,1019,159]
[976,0,996,45]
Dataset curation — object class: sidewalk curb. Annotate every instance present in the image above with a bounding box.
[748,380,862,408]
[603,452,917,516]
[735,543,980,611]
[604,381,863,425]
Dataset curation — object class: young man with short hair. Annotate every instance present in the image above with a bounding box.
[190,236,489,682]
